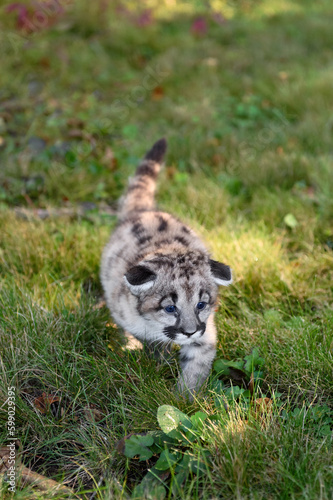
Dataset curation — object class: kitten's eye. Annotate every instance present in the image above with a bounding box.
[164,305,176,314]
[196,301,207,311]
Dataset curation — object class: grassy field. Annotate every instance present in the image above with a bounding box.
[0,0,333,498]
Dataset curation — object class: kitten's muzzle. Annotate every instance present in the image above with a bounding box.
[184,328,198,337]
[163,323,206,340]
[182,324,206,338]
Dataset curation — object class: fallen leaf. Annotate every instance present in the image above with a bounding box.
[33,393,60,415]
[20,468,74,495]
[116,433,134,455]
[83,404,104,423]
[39,57,50,68]
[152,86,164,100]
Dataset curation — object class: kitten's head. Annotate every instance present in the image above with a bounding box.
[124,252,232,345]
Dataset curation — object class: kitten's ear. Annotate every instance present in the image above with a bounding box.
[209,259,232,286]
[124,265,156,295]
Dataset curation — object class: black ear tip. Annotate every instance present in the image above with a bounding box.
[220,264,231,281]
[225,266,232,281]
[209,259,232,284]
[145,138,167,163]
[125,265,156,286]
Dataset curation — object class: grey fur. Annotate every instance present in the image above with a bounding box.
[100,139,232,398]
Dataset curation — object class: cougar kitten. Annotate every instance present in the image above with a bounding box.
[101,139,232,397]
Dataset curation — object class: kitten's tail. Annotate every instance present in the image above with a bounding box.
[118,138,167,220]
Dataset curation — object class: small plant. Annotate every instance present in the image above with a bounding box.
[281,404,333,438]
[123,405,210,498]
[211,347,266,405]
[121,349,267,498]
[121,348,333,497]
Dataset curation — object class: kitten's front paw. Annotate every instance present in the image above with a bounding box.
[176,379,195,402]
[123,331,143,350]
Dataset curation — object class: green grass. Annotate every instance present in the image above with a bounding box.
[0,0,332,498]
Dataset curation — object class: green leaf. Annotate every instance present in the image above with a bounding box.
[225,386,246,400]
[171,469,188,496]
[148,430,177,448]
[291,408,302,418]
[213,359,231,375]
[175,453,190,473]
[184,430,198,443]
[157,405,192,439]
[211,379,227,393]
[190,411,208,432]
[131,467,168,499]
[284,213,298,228]
[155,449,180,470]
[124,434,154,461]
[214,358,245,374]
[225,360,245,370]
[131,477,166,500]
[319,425,332,437]
[174,451,209,479]
[188,457,204,476]
[253,370,265,381]
[244,348,265,374]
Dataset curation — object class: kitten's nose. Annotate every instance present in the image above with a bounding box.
[185,329,197,337]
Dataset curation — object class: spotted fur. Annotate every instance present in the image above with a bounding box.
[100,139,232,398]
